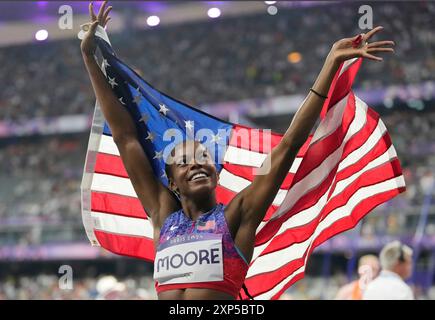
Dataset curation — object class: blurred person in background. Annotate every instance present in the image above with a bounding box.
[335,254,380,300]
[363,241,414,300]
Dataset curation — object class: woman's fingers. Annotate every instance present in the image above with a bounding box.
[102,6,112,26]
[364,26,384,41]
[89,20,99,35]
[362,52,383,61]
[104,16,111,27]
[97,1,108,22]
[367,47,395,53]
[367,40,395,48]
[89,2,97,21]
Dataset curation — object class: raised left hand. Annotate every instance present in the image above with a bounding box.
[329,26,395,63]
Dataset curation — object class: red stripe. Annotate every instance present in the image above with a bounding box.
[244,184,405,298]
[94,230,155,261]
[230,124,282,153]
[340,107,380,161]
[95,152,128,178]
[91,191,148,219]
[321,59,362,119]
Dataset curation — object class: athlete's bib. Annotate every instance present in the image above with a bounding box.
[154,233,224,285]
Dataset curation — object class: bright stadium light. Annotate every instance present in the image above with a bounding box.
[264,1,277,4]
[35,29,48,41]
[208,7,221,18]
[267,5,278,15]
[147,15,160,27]
[287,51,302,64]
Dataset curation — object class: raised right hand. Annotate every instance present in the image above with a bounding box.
[80,1,112,57]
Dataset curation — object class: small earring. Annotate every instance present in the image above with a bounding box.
[174,189,181,200]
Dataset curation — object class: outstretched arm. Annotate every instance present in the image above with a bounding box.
[81,1,179,227]
[232,27,394,232]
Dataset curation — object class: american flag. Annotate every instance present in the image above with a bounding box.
[80,27,405,300]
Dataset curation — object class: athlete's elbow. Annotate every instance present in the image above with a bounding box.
[113,133,138,147]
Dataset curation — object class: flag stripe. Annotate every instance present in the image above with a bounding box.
[91,191,147,219]
[94,230,155,261]
[244,177,405,298]
[91,211,153,237]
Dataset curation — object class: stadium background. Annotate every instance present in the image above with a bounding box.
[0,1,434,299]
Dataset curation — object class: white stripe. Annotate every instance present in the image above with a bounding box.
[224,146,302,174]
[99,134,120,156]
[310,94,349,145]
[91,211,153,238]
[247,175,405,277]
[219,169,286,206]
[81,102,107,247]
[269,98,367,221]
[254,266,305,300]
[338,100,387,171]
[332,144,397,197]
[91,173,138,198]
[339,57,358,77]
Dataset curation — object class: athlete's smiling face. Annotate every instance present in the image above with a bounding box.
[166,141,218,199]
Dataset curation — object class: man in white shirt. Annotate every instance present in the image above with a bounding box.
[363,241,414,300]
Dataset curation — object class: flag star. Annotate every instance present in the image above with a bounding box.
[139,113,149,123]
[108,76,118,88]
[145,131,155,142]
[133,94,142,105]
[159,103,169,115]
[184,120,194,131]
[161,170,168,179]
[118,97,126,105]
[102,59,110,69]
[211,133,222,143]
[153,150,163,160]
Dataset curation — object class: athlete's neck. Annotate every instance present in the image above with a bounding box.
[180,196,217,221]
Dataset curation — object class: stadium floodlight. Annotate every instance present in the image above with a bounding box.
[35,29,48,41]
[287,52,302,64]
[267,5,278,15]
[147,15,160,27]
[207,8,221,19]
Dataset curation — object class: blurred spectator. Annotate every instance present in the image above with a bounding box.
[363,241,414,300]
[0,274,157,300]
[335,255,380,300]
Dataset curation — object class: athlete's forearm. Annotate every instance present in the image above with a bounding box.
[281,55,340,150]
[83,53,138,141]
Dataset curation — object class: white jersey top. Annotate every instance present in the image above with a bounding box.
[362,270,414,300]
